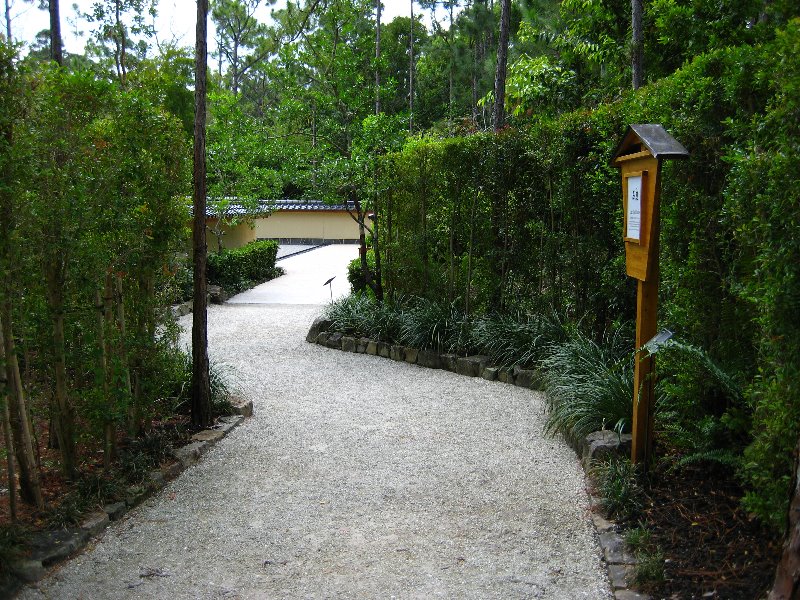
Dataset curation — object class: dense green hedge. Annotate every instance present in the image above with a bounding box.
[206,240,279,293]
[375,21,800,530]
[347,249,376,293]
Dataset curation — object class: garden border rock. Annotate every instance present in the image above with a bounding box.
[307,324,652,600]
[5,412,250,595]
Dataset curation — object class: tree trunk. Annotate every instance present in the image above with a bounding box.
[232,41,239,95]
[471,40,478,126]
[375,0,381,115]
[351,191,376,297]
[0,365,17,521]
[46,260,76,478]
[49,0,63,65]
[4,0,11,41]
[409,0,414,133]
[192,0,212,428]
[113,274,137,434]
[493,0,510,130]
[769,436,800,599]
[448,0,454,132]
[371,183,384,302]
[631,0,643,90]
[465,190,477,317]
[386,187,393,299]
[115,0,128,85]
[1,310,45,507]
[96,285,114,470]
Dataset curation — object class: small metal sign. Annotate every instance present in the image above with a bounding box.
[644,329,674,354]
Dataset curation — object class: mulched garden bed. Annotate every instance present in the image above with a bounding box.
[637,461,782,599]
[0,415,195,530]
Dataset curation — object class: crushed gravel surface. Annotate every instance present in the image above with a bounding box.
[20,303,612,599]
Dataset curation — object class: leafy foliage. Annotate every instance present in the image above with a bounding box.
[542,328,633,446]
[471,311,566,369]
[206,240,280,293]
[592,455,645,522]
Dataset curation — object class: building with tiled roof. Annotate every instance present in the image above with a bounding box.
[206,199,360,249]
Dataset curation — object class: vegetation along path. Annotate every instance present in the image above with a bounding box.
[21,248,611,599]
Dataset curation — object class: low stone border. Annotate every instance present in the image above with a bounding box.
[171,285,230,318]
[306,318,545,392]
[7,412,249,592]
[306,316,652,600]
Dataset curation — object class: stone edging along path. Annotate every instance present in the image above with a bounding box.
[6,402,253,594]
[307,316,653,600]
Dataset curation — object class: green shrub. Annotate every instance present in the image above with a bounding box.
[398,297,471,354]
[542,327,634,446]
[593,455,645,522]
[656,340,746,472]
[324,292,403,343]
[347,250,376,294]
[724,20,800,530]
[471,311,567,369]
[207,239,279,293]
[625,526,665,586]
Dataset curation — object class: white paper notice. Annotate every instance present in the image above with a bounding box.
[626,175,642,241]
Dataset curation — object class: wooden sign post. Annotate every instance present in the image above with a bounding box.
[611,124,688,465]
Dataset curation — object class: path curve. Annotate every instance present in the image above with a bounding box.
[20,251,612,599]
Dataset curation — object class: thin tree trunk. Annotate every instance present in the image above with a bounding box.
[448,198,456,302]
[110,274,137,435]
[386,186,393,299]
[0,318,17,520]
[192,0,212,428]
[769,436,800,599]
[471,41,478,125]
[232,42,239,95]
[375,0,381,115]
[409,0,414,133]
[493,0,510,130]
[631,0,643,90]
[448,0,454,132]
[311,99,317,189]
[351,191,376,296]
[97,278,116,468]
[1,310,44,507]
[115,0,127,85]
[4,0,11,41]
[1,383,17,521]
[465,190,477,317]
[46,260,76,478]
[49,0,63,65]
[371,179,384,302]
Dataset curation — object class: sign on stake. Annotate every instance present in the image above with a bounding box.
[611,124,688,465]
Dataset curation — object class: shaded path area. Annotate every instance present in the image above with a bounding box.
[20,247,611,599]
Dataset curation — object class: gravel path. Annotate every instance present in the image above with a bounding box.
[20,302,612,599]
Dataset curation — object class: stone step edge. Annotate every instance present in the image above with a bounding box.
[306,323,545,392]
[8,413,248,588]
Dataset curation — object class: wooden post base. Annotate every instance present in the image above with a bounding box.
[631,278,658,465]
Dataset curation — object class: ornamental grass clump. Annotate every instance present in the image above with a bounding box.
[471,311,566,369]
[324,293,403,342]
[324,293,377,338]
[542,327,633,446]
[398,297,470,354]
[593,454,645,522]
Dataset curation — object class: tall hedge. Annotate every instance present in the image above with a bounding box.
[377,21,800,530]
[206,240,279,293]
